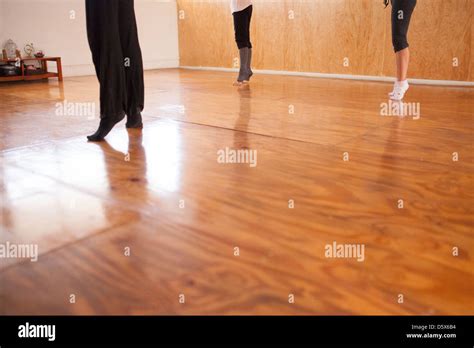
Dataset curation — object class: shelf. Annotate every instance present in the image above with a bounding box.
[24,72,59,80]
[0,56,60,63]
[0,75,24,82]
[0,57,63,82]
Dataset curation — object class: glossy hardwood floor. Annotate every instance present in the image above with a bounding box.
[0,69,473,315]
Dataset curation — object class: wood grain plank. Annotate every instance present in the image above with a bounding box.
[0,69,472,315]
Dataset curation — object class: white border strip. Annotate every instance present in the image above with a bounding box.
[180,66,474,87]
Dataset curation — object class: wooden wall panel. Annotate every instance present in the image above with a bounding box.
[177,0,473,81]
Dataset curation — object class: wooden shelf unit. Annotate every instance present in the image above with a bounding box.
[0,56,63,82]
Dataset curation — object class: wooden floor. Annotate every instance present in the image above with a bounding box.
[0,69,473,315]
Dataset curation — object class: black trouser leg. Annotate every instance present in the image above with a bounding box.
[118,0,144,118]
[85,0,144,120]
[391,0,417,52]
[85,0,102,82]
[233,5,252,49]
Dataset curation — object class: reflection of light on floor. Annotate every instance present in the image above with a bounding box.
[55,145,110,197]
[0,144,110,241]
[107,130,130,153]
[2,167,107,243]
[143,122,182,193]
[159,104,186,115]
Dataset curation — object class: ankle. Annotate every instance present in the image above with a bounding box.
[396,80,408,87]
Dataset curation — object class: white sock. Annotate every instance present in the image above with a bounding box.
[396,80,409,88]
[390,80,410,100]
[389,80,409,97]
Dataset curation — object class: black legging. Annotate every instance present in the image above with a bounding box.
[85,0,144,119]
[391,0,417,52]
[233,5,253,49]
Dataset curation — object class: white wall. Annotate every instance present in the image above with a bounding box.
[0,0,179,76]
[0,1,3,41]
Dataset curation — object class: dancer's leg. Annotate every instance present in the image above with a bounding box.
[233,6,252,84]
[237,47,249,83]
[247,48,253,79]
[246,5,253,80]
[118,0,145,128]
[389,0,416,100]
[85,2,101,81]
[396,49,410,82]
[85,0,126,141]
